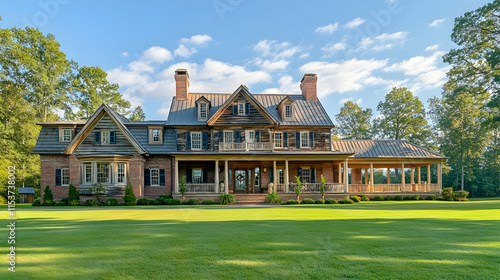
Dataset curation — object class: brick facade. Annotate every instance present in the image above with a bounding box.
[144,155,173,198]
[129,154,145,198]
[40,155,70,202]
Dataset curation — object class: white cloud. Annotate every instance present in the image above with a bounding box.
[425,44,439,51]
[299,53,310,59]
[174,34,212,58]
[429,18,445,28]
[253,40,301,59]
[358,31,408,52]
[345,17,366,29]
[384,51,445,76]
[174,44,195,58]
[253,59,290,71]
[262,75,300,94]
[321,42,347,54]
[142,46,173,63]
[121,52,128,57]
[315,23,338,34]
[338,97,362,105]
[180,34,212,45]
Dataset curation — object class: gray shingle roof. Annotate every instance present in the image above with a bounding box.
[166,92,334,126]
[18,188,35,194]
[33,127,67,154]
[331,140,446,159]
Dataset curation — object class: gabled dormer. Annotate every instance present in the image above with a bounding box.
[195,96,211,122]
[277,96,295,122]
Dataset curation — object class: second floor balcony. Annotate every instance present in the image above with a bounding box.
[219,142,274,152]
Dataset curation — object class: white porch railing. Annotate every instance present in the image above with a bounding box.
[287,183,344,193]
[219,142,273,151]
[185,183,216,193]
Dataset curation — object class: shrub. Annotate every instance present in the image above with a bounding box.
[373,195,384,201]
[315,199,325,204]
[187,198,200,205]
[419,196,425,200]
[265,192,282,204]
[437,196,445,201]
[104,198,118,206]
[452,190,469,201]
[426,194,437,200]
[285,200,299,205]
[43,186,53,203]
[32,198,41,206]
[164,198,181,205]
[358,194,369,201]
[149,198,161,205]
[69,200,81,206]
[137,198,150,205]
[394,195,403,201]
[301,198,315,204]
[339,197,354,204]
[83,199,98,206]
[349,196,360,203]
[404,195,412,200]
[42,199,54,206]
[384,195,392,201]
[55,201,67,206]
[325,198,338,204]
[159,194,173,200]
[411,195,420,201]
[445,197,454,201]
[202,199,216,205]
[441,187,453,200]
[123,185,137,206]
[67,184,80,204]
[294,175,302,201]
[90,183,106,203]
[218,193,235,205]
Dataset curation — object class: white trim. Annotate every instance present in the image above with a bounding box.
[191,131,202,150]
[61,168,70,186]
[300,131,309,148]
[223,130,234,143]
[245,130,255,143]
[150,168,160,186]
[238,102,245,115]
[101,129,110,145]
[284,104,292,120]
[198,102,208,121]
[274,132,283,148]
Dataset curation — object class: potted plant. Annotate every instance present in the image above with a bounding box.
[219,180,225,193]
[267,183,274,194]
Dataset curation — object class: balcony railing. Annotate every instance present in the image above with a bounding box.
[288,183,344,193]
[185,183,216,193]
[219,142,273,151]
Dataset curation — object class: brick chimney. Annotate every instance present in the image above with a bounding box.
[174,69,190,100]
[300,73,317,101]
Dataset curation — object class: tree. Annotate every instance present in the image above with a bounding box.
[179,175,187,201]
[90,183,106,203]
[71,66,130,119]
[129,106,146,121]
[123,184,137,206]
[333,101,372,139]
[373,87,432,148]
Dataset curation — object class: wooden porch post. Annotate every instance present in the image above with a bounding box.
[364,168,368,185]
[387,168,390,184]
[285,159,289,193]
[401,163,405,192]
[224,160,229,194]
[338,163,342,183]
[174,158,179,194]
[273,160,277,191]
[411,167,414,192]
[370,163,374,193]
[418,166,421,191]
[344,160,348,193]
[438,163,442,191]
[215,160,219,193]
[427,164,431,192]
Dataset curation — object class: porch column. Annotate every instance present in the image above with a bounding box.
[285,160,289,193]
[401,163,405,192]
[387,168,390,184]
[418,166,421,185]
[364,168,368,185]
[224,160,229,194]
[343,160,348,193]
[370,163,374,193]
[427,164,431,191]
[273,160,277,191]
[338,163,342,183]
[438,163,442,191]
[174,158,179,193]
[411,167,414,192]
[215,160,219,194]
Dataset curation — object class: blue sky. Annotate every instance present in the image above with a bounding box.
[1,0,492,120]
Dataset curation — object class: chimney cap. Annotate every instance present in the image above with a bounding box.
[175,69,189,77]
[301,73,317,82]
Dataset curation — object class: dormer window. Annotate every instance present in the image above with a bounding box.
[148,127,163,144]
[198,103,207,120]
[59,128,73,142]
[285,105,292,120]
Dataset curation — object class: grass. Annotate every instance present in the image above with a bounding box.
[2,199,500,279]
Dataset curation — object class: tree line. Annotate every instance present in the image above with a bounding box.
[333,1,499,197]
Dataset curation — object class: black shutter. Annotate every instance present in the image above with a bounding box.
[95,131,101,145]
[297,168,302,180]
[203,169,208,183]
[270,168,274,183]
[218,131,223,144]
[311,168,316,183]
[309,132,314,147]
[296,132,300,148]
[186,132,191,150]
[255,130,261,143]
[283,132,288,147]
[55,169,62,186]
[202,132,208,149]
[186,168,192,183]
[245,103,250,115]
[233,105,237,115]
[159,169,165,186]
[110,131,116,144]
[144,169,150,186]
[235,130,241,143]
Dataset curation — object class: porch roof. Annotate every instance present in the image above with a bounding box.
[332,140,446,159]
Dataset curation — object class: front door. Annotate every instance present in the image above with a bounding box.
[235,170,247,193]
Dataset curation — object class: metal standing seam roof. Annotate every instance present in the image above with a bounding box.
[331,140,446,159]
[166,92,334,126]
[18,188,35,194]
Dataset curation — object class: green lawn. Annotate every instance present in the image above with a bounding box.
[2,199,500,279]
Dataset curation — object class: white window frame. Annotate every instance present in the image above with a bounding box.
[83,163,93,184]
[116,163,126,185]
[279,169,284,184]
[198,103,208,120]
[238,102,245,115]
[152,129,161,143]
[96,163,111,184]
[302,168,311,183]
[246,130,255,143]
[150,168,159,186]
[191,132,202,150]
[62,128,72,142]
[254,167,260,187]
[301,132,309,148]
[285,105,292,120]
[224,130,234,143]
[101,130,110,145]
[274,132,283,148]
[192,168,203,184]
[61,168,70,186]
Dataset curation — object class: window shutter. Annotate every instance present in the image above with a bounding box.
[159,169,165,186]
[270,168,274,183]
[297,168,302,180]
[235,130,241,143]
[203,169,208,183]
[55,169,62,186]
[311,168,316,183]
[95,131,101,145]
[255,130,261,143]
[186,132,191,150]
[245,103,250,115]
[309,132,314,147]
[110,131,116,144]
[233,105,237,115]
[202,132,208,149]
[218,131,223,144]
[296,132,300,147]
[186,168,192,183]
[144,169,150,186]
[283,132,288,147]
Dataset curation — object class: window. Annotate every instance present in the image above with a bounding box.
[84,163,92,184]
[97,163,110,183]
[301,132,309,148]
[302,168,311,183]
[224,131,233,143]
[199,103,208,120]
[238,102,245,115]
[62,128,72,142]
[150,168,159,186]
[246,130,255,143]
[279,169,284,184]
[285,105,292,120]
[61,168,70,186]
[254,167,260,187]
[117,163,126,184]
[191,132,202,150]
[192,168,203,183]
[275,132,283,148]
[102,130,110,145]
[152,129,161,143]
